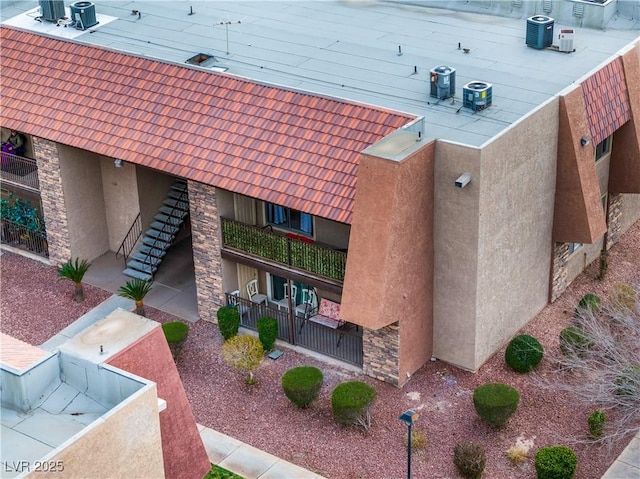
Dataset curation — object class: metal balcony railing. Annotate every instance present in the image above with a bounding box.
[1,219,48,257]
[221,217,347,282]
[0,153,39,191]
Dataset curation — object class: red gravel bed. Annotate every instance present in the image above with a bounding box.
[1,220,638,479]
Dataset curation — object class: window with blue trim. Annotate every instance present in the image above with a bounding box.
[266,203,313,236]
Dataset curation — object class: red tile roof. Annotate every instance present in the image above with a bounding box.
[581,58,631,146]
[0,27,415,224]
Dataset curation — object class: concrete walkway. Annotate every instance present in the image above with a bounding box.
[601,433,640,479]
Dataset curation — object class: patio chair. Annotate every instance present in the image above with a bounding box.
[275,283,297,311]
[295,288,318,319]
[246,279,268,305]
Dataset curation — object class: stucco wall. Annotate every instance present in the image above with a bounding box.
[136,167,175,230]
[620,194,640,233]
[474,100,558,368]
[58,145,109,260]
[432,142,480,369]
[27,384,164,479]
[100,157,140,252]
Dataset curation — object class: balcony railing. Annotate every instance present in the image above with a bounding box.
[0,153,39,191]
[226,293,362,367]
[221,217,347,282]
[1,219,48,257]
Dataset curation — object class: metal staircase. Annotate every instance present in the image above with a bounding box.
[123,179,189,281]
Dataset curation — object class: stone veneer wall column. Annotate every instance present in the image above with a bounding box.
[362,323,400,386]
[188,180,223,322]
[550,242,570,302]
[32,137,71,265]
[606,193,623,250]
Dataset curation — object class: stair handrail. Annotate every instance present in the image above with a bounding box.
[116,212,142,264]
[139,185,189,280]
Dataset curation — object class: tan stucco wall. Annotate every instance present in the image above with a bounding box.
[100,157,140,252]
[26,384,164,479]
[137,167,175,229]
[620,195,640,233]
[432,142,480,369]
[474,101,559,367]
[58,145,109,260]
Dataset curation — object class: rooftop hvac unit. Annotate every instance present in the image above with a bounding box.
[558,29,575,52]
[38,0,65,22]
[526,15,554,49]
[430,65,456,100]
[70,1,98,30]
[463,81,493,111]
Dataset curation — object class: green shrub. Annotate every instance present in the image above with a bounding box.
[257,316,278,351]
[505,334,544,373]
[473,383,520,427]
[331,381,377,430]
[575,293,600,316]
[559,325,593,357]
[588,410,606,437]
[162,322,189,359]
[281,366,323,408]
[534,446,577,479]
[221,335,263,384]
[453,440,486,479]
[217,305,240,341]
[615,364,640,396]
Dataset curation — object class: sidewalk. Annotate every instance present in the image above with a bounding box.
[198,425,325,479]
[600,433,640,479]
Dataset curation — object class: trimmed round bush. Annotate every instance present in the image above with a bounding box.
[331,381,377,430]
[473,383,520,427]
[559,325,593,357]
[281,366,323,408]
[453,440,486,479]
[162,322,189,359]
[575,293,600,316]
[534,446,577,479]
[217,305,240,341]
[588,410,606,437]
[257,316,278,351]
[505,334,544,373]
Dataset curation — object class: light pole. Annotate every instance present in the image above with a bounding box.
[399,410,421,479]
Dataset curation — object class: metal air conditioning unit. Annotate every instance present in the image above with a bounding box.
[558,29,575,53]
[463,81,493,111]
[70,1,98,30]
[430,65,456,100]
[38,0,65,22]
[526,15,554,49]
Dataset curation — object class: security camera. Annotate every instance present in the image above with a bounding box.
[455,172,471,188]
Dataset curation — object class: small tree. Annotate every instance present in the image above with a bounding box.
[537,288,640,444]
[57,258,91,302]
[162,322,189,360]
[217,305,240,341]
[118,278,153,316]
[221,335,263,384]
[257,316,278,351]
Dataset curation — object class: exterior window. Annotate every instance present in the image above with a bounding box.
[595,136,611,162]
[568,242,582,255]
[266,203,313,236]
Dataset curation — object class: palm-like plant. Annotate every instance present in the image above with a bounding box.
[118,278,153,316]
[57,258,91,302]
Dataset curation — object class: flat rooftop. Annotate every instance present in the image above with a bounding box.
[1,0,639,146]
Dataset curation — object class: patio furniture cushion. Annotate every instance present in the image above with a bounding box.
[308,298,344,329]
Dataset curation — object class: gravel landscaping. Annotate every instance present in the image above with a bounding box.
[1,220,638,479]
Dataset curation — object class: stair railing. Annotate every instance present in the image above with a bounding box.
[139,185,190,280]
[116,212,142,265]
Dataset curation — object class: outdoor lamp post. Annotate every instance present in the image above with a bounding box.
[399,410,421,479]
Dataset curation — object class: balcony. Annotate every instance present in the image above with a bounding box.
[221,217,347,282]
[0,153,39,192]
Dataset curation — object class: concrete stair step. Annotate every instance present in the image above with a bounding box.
[131,252,163,266]
[145,229,174,243]
[149,221,180,235]
[167,189,188,200]
[158,205,188,219]
[126,260,157,274]
[142,236,171,250]
[163,198,189,211]
[123,268,153,281]
[154,213,182,226]
[138,244,167,259]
